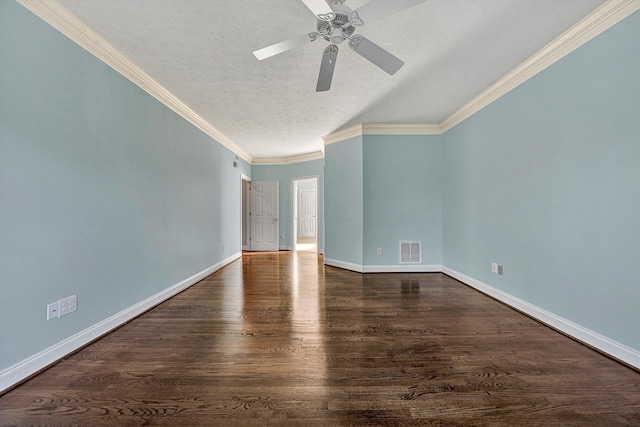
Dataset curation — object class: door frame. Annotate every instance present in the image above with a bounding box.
[241,173,251,251]
[291,175,319,252]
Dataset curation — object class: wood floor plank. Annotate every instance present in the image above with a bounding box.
[1,251,639,426]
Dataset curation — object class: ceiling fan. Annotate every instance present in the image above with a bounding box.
[253,0,426,92]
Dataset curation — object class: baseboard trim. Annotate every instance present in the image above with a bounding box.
[362,264,442,273]
[323,259,442,274]
[0,252,242,393]
[324,258,364,272]
[442,266,640,370]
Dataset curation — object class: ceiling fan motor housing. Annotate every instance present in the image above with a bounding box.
[317,3,356,44]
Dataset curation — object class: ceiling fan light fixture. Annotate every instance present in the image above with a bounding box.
[330,28,345,45]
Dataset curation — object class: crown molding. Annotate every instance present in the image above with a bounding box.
[17,0,253,164]
[362,123,441,135]
[252,151,324,165]
[440,0,640,132]
[323,124,364,145]
[323,123,441,145]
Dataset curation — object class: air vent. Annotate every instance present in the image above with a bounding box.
[399,241,421,264]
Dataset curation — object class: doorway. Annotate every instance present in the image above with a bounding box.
[241,175,251,251]
[249,181,279,251]
[242,177,280,252]
[292,176,318,253]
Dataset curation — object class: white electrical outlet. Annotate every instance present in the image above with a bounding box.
[497,265,504,276]
[377,248,382,255]
[59,295,77,317]
[47,301,59,320]
[491,262,498,274]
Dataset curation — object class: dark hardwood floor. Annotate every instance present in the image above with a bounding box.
[1,251,639,426]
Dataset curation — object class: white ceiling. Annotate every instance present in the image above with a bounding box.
[57,0,606,160]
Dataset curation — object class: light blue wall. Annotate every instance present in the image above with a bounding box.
[324,134,443,268]
[2,0,637,375]
[0,1,251,370]
[442,11,640,349]
[324,137,364,265]
[363,135,442,266]
[252,159,324,251]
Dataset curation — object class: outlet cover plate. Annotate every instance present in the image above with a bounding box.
[59,295,77,317]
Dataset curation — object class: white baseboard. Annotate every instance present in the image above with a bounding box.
[0,252,242,393]
[323,259,441,274]
[363,264,442,273]
[324,258,364,272]
[442,266,640,369]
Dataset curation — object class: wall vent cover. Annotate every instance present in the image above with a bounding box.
[399,241,421,264]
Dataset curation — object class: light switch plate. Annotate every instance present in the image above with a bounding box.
[47,302,59,320]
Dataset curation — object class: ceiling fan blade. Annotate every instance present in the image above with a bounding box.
[348,35,403,75]
[354,0,426,25]
[316,45,339,92]
[300,0,335,21]
[253,33,318,60]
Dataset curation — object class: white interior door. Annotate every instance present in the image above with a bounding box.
[299,189,317,238]
[250,181,279,251]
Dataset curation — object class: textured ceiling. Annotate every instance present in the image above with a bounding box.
[57,0,606,160]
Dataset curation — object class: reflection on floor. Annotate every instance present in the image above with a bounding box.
[296,236,317,253]
[296,243,317,253]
